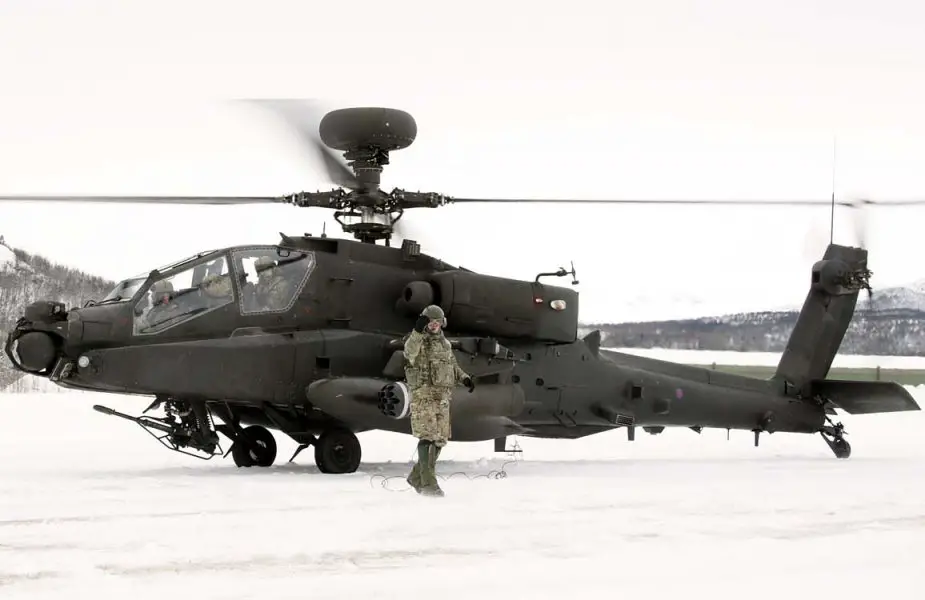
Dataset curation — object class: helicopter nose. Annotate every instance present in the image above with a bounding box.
[4,300,70,375]
[13,331,58,371]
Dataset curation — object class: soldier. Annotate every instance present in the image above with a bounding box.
[254,256,292,311]
[141,279,182,330]
[200,272,233,303]
[403,304,475,496]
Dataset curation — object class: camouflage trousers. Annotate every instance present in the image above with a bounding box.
[410,386,452,447]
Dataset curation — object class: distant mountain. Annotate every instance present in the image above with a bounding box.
[586,280,925,356]
[0,237,115,389]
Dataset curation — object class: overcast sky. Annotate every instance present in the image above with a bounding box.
[1,0,924,323]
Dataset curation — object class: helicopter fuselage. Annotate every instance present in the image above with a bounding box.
[2,104,922,477]
[3,235,919,470]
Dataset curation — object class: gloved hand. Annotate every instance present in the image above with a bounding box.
[462,377,475,393]
[414,315,430,333]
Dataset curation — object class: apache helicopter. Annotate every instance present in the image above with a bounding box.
[2,101,922,474]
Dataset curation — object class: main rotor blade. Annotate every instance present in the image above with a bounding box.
[447,197,925,207]
[0,194,285,205]
[240,99,361,191]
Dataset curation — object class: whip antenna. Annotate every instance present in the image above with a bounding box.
[830,135,837,244]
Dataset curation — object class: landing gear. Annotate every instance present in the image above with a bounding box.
[94,396,363,473]
[287,428,362,473]
[314,428,362,473]
[820,417,851,459]
[231,425,278,468]
[225,423,362,472]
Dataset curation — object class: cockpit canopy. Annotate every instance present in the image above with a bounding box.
[100,245,317,335]
[100,250,220,304]
[101,275,147,303]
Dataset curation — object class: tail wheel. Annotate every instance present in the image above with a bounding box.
[314,428,362,474]
[232,425,278,468]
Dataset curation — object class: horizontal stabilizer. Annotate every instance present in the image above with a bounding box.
[809,379,922,415]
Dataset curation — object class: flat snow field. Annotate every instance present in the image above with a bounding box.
[2,388,924,599]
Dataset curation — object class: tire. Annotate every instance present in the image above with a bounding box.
[231,425,278,468]
[314,428,362,474]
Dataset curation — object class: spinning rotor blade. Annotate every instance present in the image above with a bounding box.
[447,197,925,207]
[240,99,361,191]
[0,194,285,205]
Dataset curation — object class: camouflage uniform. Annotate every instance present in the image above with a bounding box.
[142,279,182,330]
[201,273,232,300]
[254,256,292,311]
[403,304,474,496]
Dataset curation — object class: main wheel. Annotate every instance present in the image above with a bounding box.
[314,428,362,474]
[231,425,278,468]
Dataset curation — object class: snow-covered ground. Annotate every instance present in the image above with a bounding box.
[2,360,925,598]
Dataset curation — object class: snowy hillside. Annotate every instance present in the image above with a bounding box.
[0,241,15,273]
[872,278,925,311]
[608,347,925,369]
[766,278,925,313]
[592,277,925,356]
[0,236,115,389]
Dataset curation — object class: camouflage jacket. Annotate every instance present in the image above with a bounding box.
[141,301,183,331]
[403,330,469,389]
[201,274,233,299]
[256,275,291,311]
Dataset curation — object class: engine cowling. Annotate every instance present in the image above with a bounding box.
[395,280,435,315]
[398,271,579,343]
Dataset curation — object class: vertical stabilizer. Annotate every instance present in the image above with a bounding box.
[773,243,870,392]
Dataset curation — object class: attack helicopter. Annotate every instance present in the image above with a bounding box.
[2,100,922,474]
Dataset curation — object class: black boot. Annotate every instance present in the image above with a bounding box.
[420,441,444,497]
[406,439,427,492]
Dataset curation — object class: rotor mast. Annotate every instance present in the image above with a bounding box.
[329,142,400,246]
